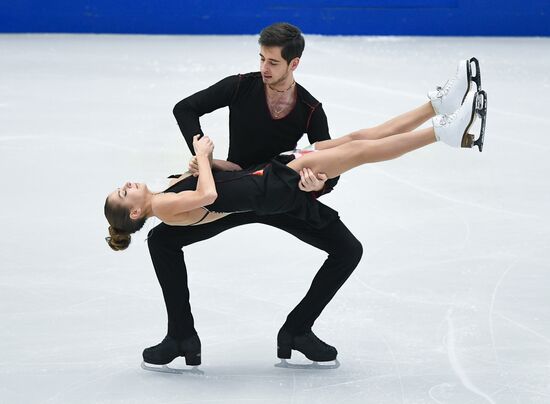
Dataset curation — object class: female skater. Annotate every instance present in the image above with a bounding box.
[105,62,487,251]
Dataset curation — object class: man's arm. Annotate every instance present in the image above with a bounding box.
[173,75,240,155]
[306,103,340,196]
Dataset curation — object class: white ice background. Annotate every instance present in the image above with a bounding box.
[1,34,549,403]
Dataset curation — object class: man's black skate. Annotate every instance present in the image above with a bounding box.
[276,329,340,369]
[141,334,202,374]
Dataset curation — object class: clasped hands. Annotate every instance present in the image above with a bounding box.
[190,134,327,192]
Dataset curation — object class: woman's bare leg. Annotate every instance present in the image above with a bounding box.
[287,127,436,179]
[315,102,435,150]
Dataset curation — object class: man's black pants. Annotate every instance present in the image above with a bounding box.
[147,212,363,339]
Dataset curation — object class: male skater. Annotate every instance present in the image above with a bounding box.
[144,22,363,368]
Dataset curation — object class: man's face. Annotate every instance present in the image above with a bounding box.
[260,46,296,87]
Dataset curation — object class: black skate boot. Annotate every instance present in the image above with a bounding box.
[275,329,340,369]
[141,334,202,374]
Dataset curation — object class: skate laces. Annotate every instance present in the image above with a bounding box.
[435,77,455,98]
[437,112,456,127]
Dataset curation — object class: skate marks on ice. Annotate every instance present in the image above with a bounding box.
[444,310,497,404]
[370,166,538,219]
[141,361,205,375]
[274,358,341,370]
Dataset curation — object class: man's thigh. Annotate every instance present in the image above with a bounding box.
[255,214,361,255]
[147,212,264,249]
[147,210,361,256]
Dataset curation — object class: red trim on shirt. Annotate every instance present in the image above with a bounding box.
[305,102,320,132]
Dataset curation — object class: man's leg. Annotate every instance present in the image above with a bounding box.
[144,212,261,365]
[257,214,363,360]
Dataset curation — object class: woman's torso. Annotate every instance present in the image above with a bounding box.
[157,166,267,227]
[159,173,230,227]
[154,150,337,229]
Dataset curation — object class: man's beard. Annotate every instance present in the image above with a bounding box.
[268,68,291,87]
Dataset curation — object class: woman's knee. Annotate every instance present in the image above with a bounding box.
[350,127,383,140]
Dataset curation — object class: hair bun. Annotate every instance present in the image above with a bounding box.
[106,226,131,251]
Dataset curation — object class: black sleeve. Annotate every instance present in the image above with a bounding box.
[306,103,330,143]
[173,75,240,154]
[306,103,340,195]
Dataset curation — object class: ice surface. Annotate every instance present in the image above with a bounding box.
[1,34,549,403]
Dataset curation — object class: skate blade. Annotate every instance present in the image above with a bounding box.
[469,57,481,89]
[274,358,340,370]
[460,91,479,149]
[473,90,488,152]
[141,361,204,375]
[460,59,473,105]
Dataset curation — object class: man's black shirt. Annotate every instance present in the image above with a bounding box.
[173,72,339,193]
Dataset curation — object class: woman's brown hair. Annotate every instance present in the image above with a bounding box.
[104,197,146,251]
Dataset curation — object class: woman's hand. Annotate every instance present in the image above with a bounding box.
[193,134,214,157]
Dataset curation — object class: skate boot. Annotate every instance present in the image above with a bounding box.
[433,89,487,151]
[141,334,203,374]
[275,328,340,369]
[428,59,472,115]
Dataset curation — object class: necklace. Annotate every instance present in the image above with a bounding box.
[268,80,295,93]
[267,81,296,118]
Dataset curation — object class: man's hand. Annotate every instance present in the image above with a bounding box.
[189,157,242,177]
[298,168,327,192]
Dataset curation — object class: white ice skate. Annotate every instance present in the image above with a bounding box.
[428,59,472,115]
[433,89,487,149]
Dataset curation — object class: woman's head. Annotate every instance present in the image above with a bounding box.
[104,182,148,251]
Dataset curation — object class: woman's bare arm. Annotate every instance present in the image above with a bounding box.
[153,135,218,219]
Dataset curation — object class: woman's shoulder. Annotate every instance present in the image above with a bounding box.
[151,192,190,222]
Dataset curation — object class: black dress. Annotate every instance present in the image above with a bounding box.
[164,157,338,229]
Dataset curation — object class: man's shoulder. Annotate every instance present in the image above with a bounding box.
[229,72,262,97]
[238,71,262,80]
[296,83,322,109]
[213,72,261,87]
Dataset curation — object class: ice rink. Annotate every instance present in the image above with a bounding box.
[1,34,549,403]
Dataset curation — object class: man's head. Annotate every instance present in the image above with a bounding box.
[259,22,305,64]
[258,22,305,87]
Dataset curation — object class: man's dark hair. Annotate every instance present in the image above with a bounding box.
[259,22,305,64]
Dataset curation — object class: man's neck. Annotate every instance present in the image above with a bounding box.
[268,74,295,93]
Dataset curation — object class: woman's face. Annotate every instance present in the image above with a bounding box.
[108,181,147,213]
